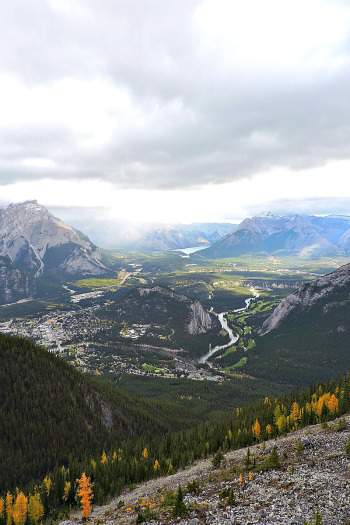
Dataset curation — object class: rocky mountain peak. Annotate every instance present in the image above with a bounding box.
[0,201,108,303]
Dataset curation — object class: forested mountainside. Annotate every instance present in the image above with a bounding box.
[1,330,349,523]
[0,334,178,491]
[244,262,350,385]
[201,214,350,258]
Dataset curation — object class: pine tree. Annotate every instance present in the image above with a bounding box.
[244,448,251,469]
[77,473,93,520]
[173,487,186,518]
[267,446,280,469]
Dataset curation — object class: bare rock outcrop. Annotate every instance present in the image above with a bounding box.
[138,286,216,335]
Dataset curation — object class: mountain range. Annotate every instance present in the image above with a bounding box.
[201,214,350,258]
[124,222,234,251]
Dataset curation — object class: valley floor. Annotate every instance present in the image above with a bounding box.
[63,415,350,525]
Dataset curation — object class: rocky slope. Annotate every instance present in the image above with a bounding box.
[0,201,107,303]
[238,262,350,386]
[139,286,216,335]
[201,214,350,258]
[261,263,350,334]
[63,415,350,525]
[0,256,36,303]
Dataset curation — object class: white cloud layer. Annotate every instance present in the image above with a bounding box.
[1,0,350,228]
[1,160,350,227]
[0,1,350,192]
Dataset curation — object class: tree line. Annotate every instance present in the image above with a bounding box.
[1,371,349,522]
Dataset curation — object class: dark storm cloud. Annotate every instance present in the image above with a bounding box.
[1,0,350,189]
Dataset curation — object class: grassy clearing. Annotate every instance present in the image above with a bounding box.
[74,271,128,289]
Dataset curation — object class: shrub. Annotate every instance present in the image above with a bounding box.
[186,479,200,495]
[304,510,323,525]
[260,446,280,471]
[212,449,225,469]
[294,439,304,457]
[136,507,156,523]
[219,487,236,506]
[334,418,346,432]
[345,438,350,458]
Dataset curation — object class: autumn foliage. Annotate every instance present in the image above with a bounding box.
[0,375,348,523]
[77,473,93,520]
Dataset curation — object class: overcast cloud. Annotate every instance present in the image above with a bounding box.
[1,0,350,192]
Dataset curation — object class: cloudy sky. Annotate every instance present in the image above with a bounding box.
[1,0,350,234]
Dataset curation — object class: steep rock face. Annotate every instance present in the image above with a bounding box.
[187,300,213,335]
[0,257,36,304]
[138,286,216,335]
[0,201,108,303]
[0,201,107,278]
[261,263,350,334]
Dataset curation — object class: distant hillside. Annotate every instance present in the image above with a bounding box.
[0,201,108,303]
[201,214,350,258]
[111,223,235,252]
[0,334,175,490]
[245,262,350,385]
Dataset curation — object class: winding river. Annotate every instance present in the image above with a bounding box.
[199,290,259,364]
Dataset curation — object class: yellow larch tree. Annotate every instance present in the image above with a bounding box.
[0,498,4,520]
[290,402,301,426]
[63,481,71,503]
[43,476,52,497]
[252,418,261,440]
[276,414,287,434]
[12,492,28,525]
[153,459,160,472]
[266,424,273,438]
[326,393,339,415]
[77,473,93,520]
[6,493,13,525]
[315,395,326,418]
[142,447,149,460]
[100,451,108,465]
[28,493,44,525]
